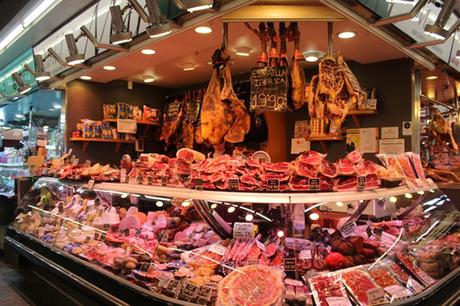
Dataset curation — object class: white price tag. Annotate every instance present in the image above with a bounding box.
[366,287,386,305]
[117,119,137,134]
[233,222,254,240]
[208,243,227,256]
[120,168,127,183]
[325,296,351,306]
[384,285,411,299]
[87,179,95,190]
[339,222,356,238]
[298,249,312,260]
[255,239,266,252]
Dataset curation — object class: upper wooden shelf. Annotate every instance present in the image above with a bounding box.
[348,109,377,115]
[70,137,135,152]
[102,118,161,126]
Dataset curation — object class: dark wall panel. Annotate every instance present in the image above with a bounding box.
[66,80,173,165]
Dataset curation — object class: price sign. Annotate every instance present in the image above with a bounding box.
[161,176,168,186]
[123,228,130,236]
[233,222,254,240]
[209,243,227,256]
[385,285,411,299]
[196,286,213,301]
[283,258,296,272]
[193,178,204,190]
[339,222,356,238]
[87,179,95,191]
[136,175,143,184]
[308,178,320,191]
[366,287,386,305]
[228,178,240,191]
[357,176,367,190]
[165,279,181,293]
[103,223,110,231]
[250,66,289,112]
[181,282,199,298]
[179,174,190,184]
[147,176,153,185]
[135,228,142,236]
[299,249,312,260]
[267,179,280,191]
[84,236,91,243]
[120,169,127,183]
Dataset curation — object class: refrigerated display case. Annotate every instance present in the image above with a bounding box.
[6,177,460,306]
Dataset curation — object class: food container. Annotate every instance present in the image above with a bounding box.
[340,268,387,306]
[309,272,352,306]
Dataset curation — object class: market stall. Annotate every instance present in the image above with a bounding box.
[4,0,460,305]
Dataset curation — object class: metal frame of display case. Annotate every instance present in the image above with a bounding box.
[5,178,460,306]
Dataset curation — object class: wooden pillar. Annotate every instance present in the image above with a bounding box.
[264,111,289,162]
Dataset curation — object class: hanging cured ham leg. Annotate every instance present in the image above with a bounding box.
[288,22,306,110]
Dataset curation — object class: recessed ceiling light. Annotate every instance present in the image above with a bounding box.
[303,51,325,62]
[338,31,356,39]
[15,114,24,118]
[195,26,212,34]
[103,65,116,71]
[426,75,438,80]
[236,47,251,57]
[141,49,156,55]
[80,75,92,80]
[183,63,196,71]
[143,75,155,83]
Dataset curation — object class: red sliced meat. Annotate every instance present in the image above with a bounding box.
[337,158,355,176]
[246,158,262,168]
[319,160,338,178]
[240,175,260,186]
[289,176,309,191]
[294,161,318,177]
[320,178,334,191]
[264,162,290,173]
[354,160,378,176]
[297,150,326,166]
[261,172,290,182]
[346,150,362,164]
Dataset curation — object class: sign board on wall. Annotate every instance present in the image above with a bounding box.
[346,128,379,153]
[381,126,398,139]
[250,66,289,112]
[379,139,405,154]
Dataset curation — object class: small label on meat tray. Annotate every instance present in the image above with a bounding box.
[120,169,127,183]
[103,223,110,231]
[87,179,95,190]
[339,222,356,238]
[366,287,386,305]
[179,174,190,184]
[325,297,351,306]
[228,178,240,191]
[357,176,367,190]
[267,179,280,191]
[161,176,168,186]
[147,176,153,185]
[283,258,296,272]
[208,243,227,256]
[384,285,411,299]
[233,222,254,240]
[308,178,320,191]
[123,229,130,236]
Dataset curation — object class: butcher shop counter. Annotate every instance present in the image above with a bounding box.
[4,177,460,306]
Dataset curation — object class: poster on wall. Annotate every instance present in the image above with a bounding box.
[346,128,379,153]
[381,127,399,139]
[379,139,405,154]
[294,120,308,138]
[291,138,310,154]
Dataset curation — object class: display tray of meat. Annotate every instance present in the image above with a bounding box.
[340,268,386,306]
[366,262,413,300]
[396,251,436,287]
[309,273,352,306]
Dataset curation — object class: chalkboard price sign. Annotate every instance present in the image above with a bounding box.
[250,66,289,112]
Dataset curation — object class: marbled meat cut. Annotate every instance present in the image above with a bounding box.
[294,162,318,178]
[319,159,338,178]
[216,265,283,306]
[337,158,355,176]
[346,150,362,164]
[297,150,326,166]
[335,174,380,191]
[176,148,205,163]
[221,64,251,143]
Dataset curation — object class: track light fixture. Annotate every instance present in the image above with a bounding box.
[424,0,456,40]
[373,0,428,26]
[65,34,85,66]
[409,19,460,49]
[48,47,67,66]
[145,0,172,38]
[80,26,128,52]
[171,0,214,13]
[12,72,31,95]
[24,55,51,82]
[110,5,132,44]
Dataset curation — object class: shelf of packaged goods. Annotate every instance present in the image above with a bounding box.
[102,118,161,126]
[93,181,438,204]
[70,138,135,152]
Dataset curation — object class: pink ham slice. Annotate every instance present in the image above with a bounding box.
[346,150,362,164]
[319,159,338,178]
[176,148,205,163]
[354,160,378,176]
[337,158,355,176]
[294,162,318,178]
[297,151,326,166]
[264,162,290,173]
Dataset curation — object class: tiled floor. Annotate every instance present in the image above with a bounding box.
[0,260,32,306]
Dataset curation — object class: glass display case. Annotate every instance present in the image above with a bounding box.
[6,177,460,306]
[0,163,29,198]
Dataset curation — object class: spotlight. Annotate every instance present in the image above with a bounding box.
[155,201,164,207]
[389,196,398,203]
[303,51,325,62]
[182,63,196,71]
[210,203,218,209]
[80,26,128,52]
[235,47,251,57]
[277,230,284,238]
[426,75,438,80]
[48,47,67,66]
[337,31,356,39]
[405,193,413,199]
[80,75,92,80]
[245,214,254,222]
[181,200,191,207]
[103,66,116,71]
[336,201,344,207]
[12,72,31,95]
[24,55,51,82]
[195,26,212,34]
[309,213,320,221]
[141,49,156,55]
[227,206,236,213]
[110,6,133,44]
[145,0,172,38]
[424,0,456,40]
[172,0,214,13]
[143,75,155,83]
[65,34,85,66]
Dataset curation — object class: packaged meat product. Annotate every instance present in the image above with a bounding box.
[396,251,436,287]
[341,268,384,306]
[142,106,160,123]
[309,273,352,306]
[405,152,426,179]
[216,265,283,306]
[366,265,400,288]
[396,154,417,179]
[103,104,117,119]
[117,102,132,119]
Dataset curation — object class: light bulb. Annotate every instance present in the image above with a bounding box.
[389,196,398,203]
[245,214,254,222]
[155,201,164,207]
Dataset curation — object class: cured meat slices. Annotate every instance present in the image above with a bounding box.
[319,159,338,178]
[346,150,362,164]
[337,158,355,176]
[264,162,290,173]
[176,148,205,163]
[297,150,326,166]
[294,162,318,178]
